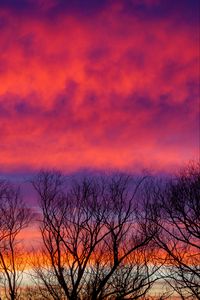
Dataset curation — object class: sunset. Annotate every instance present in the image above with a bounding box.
[0,0,199,299]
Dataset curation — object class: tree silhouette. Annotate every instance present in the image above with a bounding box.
[146,163,200,299]
[32,171,159,300]
[0,181,32,300]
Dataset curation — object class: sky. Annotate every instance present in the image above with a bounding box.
[0,0,199,177]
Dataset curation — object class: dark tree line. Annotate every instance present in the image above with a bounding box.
[145,163,200,299]
[0,181,31,300]
[31,173,160,300]
[0,163,199,300]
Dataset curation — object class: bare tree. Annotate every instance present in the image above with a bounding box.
[0,180,32,300]
[83,245,161,300]
[32,171,159,300]
[146,163,200,299]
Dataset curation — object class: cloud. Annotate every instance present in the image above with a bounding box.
[0,1,199,172]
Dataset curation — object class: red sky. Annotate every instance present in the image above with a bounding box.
[0,0,199,174]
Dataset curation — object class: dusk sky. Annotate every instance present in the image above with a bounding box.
[0,0,199,176]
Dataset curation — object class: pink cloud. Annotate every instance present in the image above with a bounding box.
[0,4,198,172]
